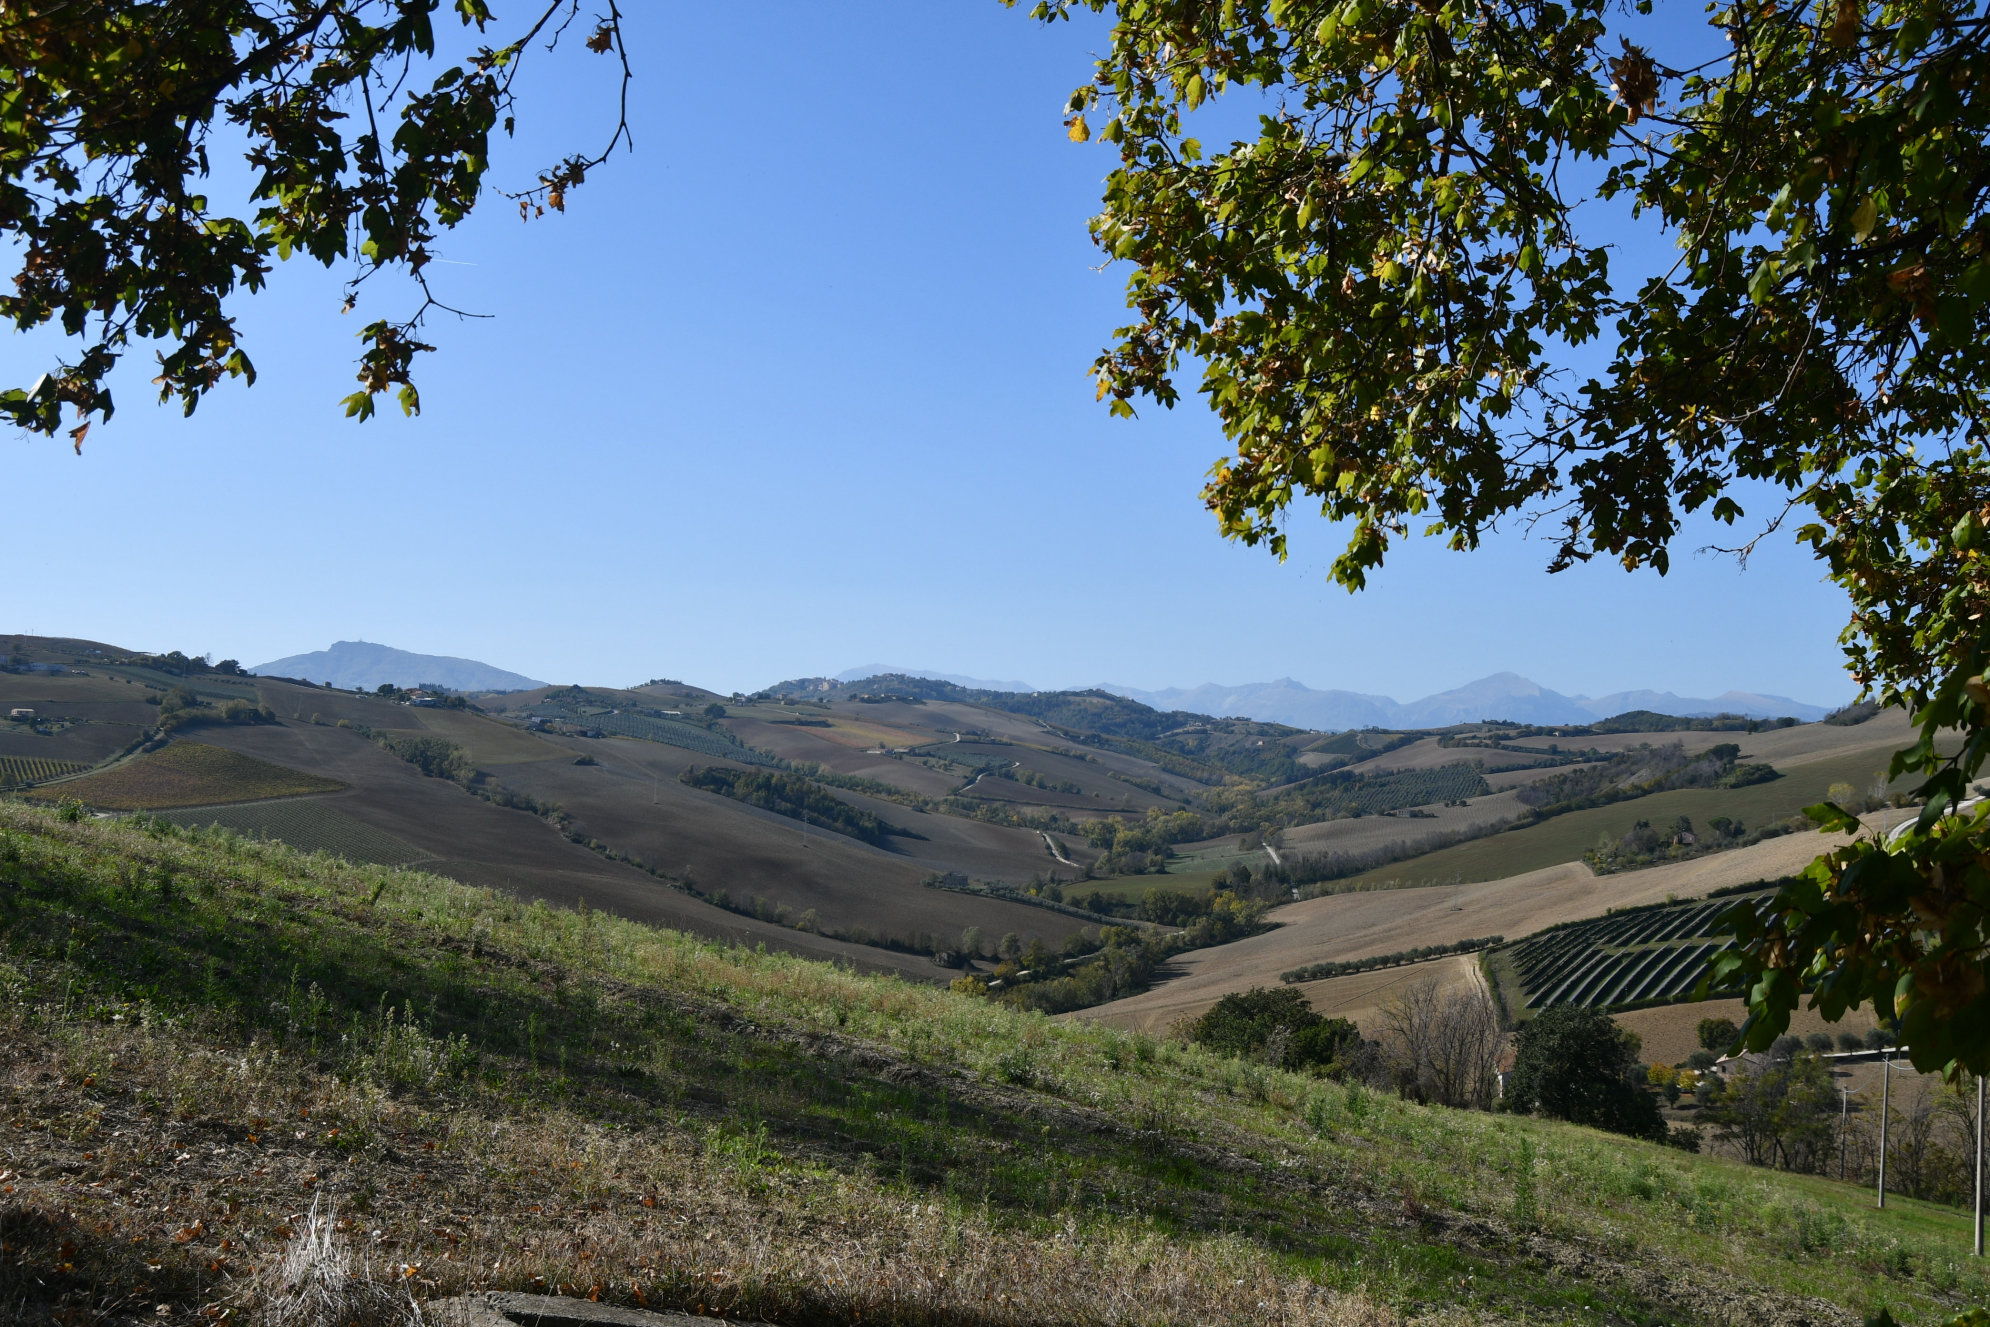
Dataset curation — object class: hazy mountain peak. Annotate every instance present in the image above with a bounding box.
[250,640,545,693]
[1105,672,1831,730]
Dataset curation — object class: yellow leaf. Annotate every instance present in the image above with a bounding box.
[1067,115,1090,142]
[1851,196,1877,243]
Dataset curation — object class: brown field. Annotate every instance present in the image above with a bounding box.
[1529,709,1913,760]
[1360,737,1571,774]
[183,721,966,982]
[1074,824,1889,1033]
[1333,747,1916,891]
[255,678,432,730]
[1277,788,1532,856]
[0,672,166,766]
[389,704,568,765]
[1614,997,1883,1067]
[0,720,140,766]
[1286,953,1485,1036]
[498,732,1093,945]
[35,740,343,810]
[722,715,963,798]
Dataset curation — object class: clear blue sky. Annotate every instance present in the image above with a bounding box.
[3,2,1853,706]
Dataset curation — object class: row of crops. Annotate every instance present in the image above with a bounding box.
[158,799,430,867]
[586,712,779,765]
[0,755,86,787]
[1504,894,1769,1010]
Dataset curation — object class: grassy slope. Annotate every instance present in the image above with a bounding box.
[1335,746,1907,890]
[0,804,1980,1327]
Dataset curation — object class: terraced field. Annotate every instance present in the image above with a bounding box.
[1492,894,1766,1013]
[32,741,343,810]
[0,755,87,787]
[158,797,431,866]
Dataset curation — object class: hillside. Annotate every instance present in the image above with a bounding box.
[0,635,1933,1036]
[1,802,1982,1327]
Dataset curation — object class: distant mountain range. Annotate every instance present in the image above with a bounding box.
[250,641,545,693]
[1099,673,1834,729]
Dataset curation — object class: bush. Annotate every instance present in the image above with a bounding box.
[1697,1017,1740,1052]
[1189,986,1364,1073]
[1507,1006,1665,1140]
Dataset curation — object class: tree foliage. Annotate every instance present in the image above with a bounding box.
[0,0,630,442]
[1021,0,1990,1073]
[1506,1005,1664,1138]
[1189,984,1365,1070]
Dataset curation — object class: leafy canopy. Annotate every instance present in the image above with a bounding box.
[1019,0,1990,1074]
[0,0,630,444]
[1507,1005,1665,1139]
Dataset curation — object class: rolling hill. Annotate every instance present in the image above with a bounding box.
[0,634,1925,1036]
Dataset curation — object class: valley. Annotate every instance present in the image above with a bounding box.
[0,633,1920,1030]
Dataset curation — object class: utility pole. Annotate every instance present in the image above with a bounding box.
[1877,1049,1891,1209]
[1840,1085,1850,1181]
[1976,1071,1985,1258]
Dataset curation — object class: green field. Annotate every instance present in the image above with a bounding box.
[158,797,430,866]
[0,802,1983,1327]
[0,754,87,787]
[1335,746,1905,889]
[33,740,344,810]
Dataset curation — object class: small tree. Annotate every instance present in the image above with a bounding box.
[1188,986,1361,1072]
[1508,1007,1664,1140]
[1697,1017,1741,1053]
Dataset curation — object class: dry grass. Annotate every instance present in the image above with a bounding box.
[0,1007,1387,1327]
[2,802,1984,1327]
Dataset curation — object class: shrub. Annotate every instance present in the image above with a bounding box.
[1189,986,1364,1073]
[1508,1006,1665,1140]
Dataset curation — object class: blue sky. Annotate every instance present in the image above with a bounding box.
[3,2,1853,706]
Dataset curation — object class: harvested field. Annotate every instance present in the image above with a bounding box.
[1275,789,1530,856]
[1557,710,1912,760]
[1335,748,1914,890]
[1288,953,1484,1036]
[159,796,432,866]
[34,740,343,810]
[495,736,1092,947]
[1360,737,1568,774]
[256,678,432,730]
[180,721,959,982]
[1615,997,1883,1067]
[587,710,779,764]
[720,715,963,797]
[406,705,573,765]
[0,719,145,765]
[1073,825,1891,1034]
